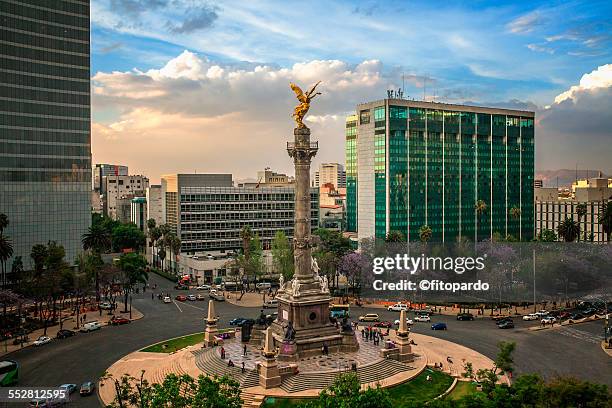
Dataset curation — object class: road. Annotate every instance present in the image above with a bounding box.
[6,274,611,407]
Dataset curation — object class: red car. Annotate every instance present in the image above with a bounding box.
[374,321,393,328]
[109,316,130,325]
[176,295,187,301]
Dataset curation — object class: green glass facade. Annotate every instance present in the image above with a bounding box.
[345,115,358,232]
[351,100,535,243]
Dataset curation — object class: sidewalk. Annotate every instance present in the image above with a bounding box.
[0,302,143,357]
[225,291,268,308]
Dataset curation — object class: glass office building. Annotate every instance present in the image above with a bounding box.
[345,114,358,232]
[0,0,91,270]
[350,99,534,243]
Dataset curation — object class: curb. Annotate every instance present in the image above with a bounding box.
[432,377,458,402]
[601,341,612,357]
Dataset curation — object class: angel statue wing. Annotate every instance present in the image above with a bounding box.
[290,83,306,102]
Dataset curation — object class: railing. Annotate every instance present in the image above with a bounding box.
[287,142,319,150]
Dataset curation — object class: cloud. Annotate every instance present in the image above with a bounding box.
[527,43,555,54]
[166,5,218,34]
[108,0,167,18]
[507,11,545,34]
[99,42,123,54]
[553,64,612,103]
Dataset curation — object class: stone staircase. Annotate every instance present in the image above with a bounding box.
[280,358,414,393]
[192,348,259,387]
[241,392,265,408]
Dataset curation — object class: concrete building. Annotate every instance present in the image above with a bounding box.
[237,169,295,188]
[146,185,163,226]
[534,179,544,188]
[319,185,346,230]
[572,173,612,202]
[348,99,535,242]
[0,0,91,269]
[93,164,128,194]
[161,173,319,253]
[534,188,559,201]
[103,175,149,220]
[177,250,275,284]
[131,197,147,232]
[313,163,346,189]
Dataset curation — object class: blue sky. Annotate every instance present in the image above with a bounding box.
[90,0,612,181]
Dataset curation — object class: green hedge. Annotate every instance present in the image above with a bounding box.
[150,268,178,282]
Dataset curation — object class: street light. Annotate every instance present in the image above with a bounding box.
[129,295,133,320]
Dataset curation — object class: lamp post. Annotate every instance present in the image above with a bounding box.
[129,295,132,320]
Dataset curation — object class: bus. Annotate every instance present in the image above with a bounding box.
[0,360,18,386]
[330,304,350,319]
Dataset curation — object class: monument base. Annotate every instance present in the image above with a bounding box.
[259,357,282,389]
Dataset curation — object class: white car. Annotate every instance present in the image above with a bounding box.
[187,294,197,301]
[522,313,539,321]
[196,285,211,291]
[414,315,431,322]
[388,303,409,312]
[99,301,112,310]
[541,316,556,324]
[163,296,171,303]
[358,313,380,322]
[263,299,278,308]
[394,318,413,325]
[33,336,52,346]
[80,321,102,332]
[535,310,549,317]
[256,282,272,290]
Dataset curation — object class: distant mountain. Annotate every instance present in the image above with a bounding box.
[535,169,608,188]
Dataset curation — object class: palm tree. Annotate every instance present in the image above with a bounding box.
[240,226,253,259]
[147,220,160,268]
[169,235,181,274]
[82,223,111,302]
[30,244,48,275]
[419,225,432,243]
[557,217,580,242]
[598,201,612,242]
[474,200,488,241]
[385,230,406,242]
[509,206,521,220]
[576,203,587,241]
[0,236,13,289]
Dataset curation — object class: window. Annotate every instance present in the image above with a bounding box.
[360,109,370,124]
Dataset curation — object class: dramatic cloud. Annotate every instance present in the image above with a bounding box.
[108,0,167,18]
[553,64,612,103]
[166,5,218,34]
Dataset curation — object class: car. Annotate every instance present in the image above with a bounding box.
[99,301,113,310]
[29,398,64,407]
[541,316,556,324]
[456,313,474,321]
[196,284,211,291]
[414,314,431,322]
[358,313,380,322]
[56,329,76,339]
[263,299,278,308]
[256,282,272,290]
[431,322,447,330]
[229,317,248,326]
[175,295,187,301]
[498,321,515,329]
[109,316,130,325]
[388,303,409,312]
[522,313,539,321]
[535,310,549,317]
[175,284,189,290]
[210,292,225,301]
[80,381,95,396]
[33,336,52,346]
[496,317,513,325]
[373,321,393,328]
[187,294,197,301]
[559,311,571,319]
[163,296,172,303]
[196,294,206,301]
[59,383,77,395]
[394,318,414,326]
[80,321,102,332]
[569,312,585,320]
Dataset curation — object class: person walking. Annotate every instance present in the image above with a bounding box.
[241,361,245,373]
[243,344,247,356]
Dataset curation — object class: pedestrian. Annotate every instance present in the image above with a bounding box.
[221,346,225,359]
[242,361,245,373]
[151,293,154,300]
[243,344,247,356]
[228,359,234,367]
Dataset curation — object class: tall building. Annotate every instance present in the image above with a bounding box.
[130,197,147,232]
[348,100,535,242]
[146,185,163,226]
[103,174,149,220]
[313,163,346,189]
[93,163,128,194]
[345,114,358,232]
[161,173,319,253]
[0,0,91,269]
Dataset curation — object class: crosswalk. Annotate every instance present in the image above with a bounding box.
[557,326,602,344]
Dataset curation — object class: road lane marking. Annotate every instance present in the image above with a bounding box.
[173,300,183,313]
[177,301,207,312]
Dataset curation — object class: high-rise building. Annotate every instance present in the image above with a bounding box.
[93,163,128,193]
[146,185,163,226]
[0,0,91,269]
[313,163,346,189]
[161,173,319,253]
[130,197,147,232]
[103,175,149,220]
[345,114,358,232]
[348,100,535,242]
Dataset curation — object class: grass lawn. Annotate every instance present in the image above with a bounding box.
[262,397,308,407]
[141,332,205,353]
[446,380,477,400]
[386,369,454,407]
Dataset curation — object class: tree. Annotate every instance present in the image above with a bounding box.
[304,372,392,408]
[112,223,146,252]
[475,200,488,241]
[117,253,148,313]
[0,213,13,289]
[493,341,516,375]
[557,217,580,242]
[419,225,433,243]
[82,223,112,254]
[271,231,294,280]
[509,206,521,221]
[168,234,181,274]
[239,225,253,260]
[30,244,48,276]
[545,376,611,408]
[598,201,612,242]
[10,256,23,287]
[537,229,557,242]
[313,229,352,291]
[575,203,587,241]
[385,230,405,243]
[338,252,369,296]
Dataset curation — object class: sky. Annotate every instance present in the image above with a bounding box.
[90,0,612,183]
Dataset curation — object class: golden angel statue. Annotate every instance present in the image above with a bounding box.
[290,81,321,128]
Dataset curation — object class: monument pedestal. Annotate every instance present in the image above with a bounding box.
[395,310,414,362]
[204,300,219,347]
[259,328,282,389]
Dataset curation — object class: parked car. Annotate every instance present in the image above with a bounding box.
[496,317,513,326]
[414,314,431,322]
[431,322,447,330]
[569,312,585,320]
[256,282,272,290]
[388,303,409,312]
[187,294,197,301]
[163,296,172,303]
[456,313,474,321]
[196,285,211,291]
[373,321,393,328]
[80,321,102,332]
[559,311,571,319]
[196,294,206,301]
[522,313,539,321]
[394,318,414,326]
[33,336,52,346]
[541,316,556,324]
[498,320,515,329]
[358,313,380,322]
[80,381,95,396]
[175,285,189,290]
[109,316,130,325]
[175,295,187,301]
[56,329,76,339]
[29,398,62,407]
[263,299,278,308]
[99,301,113,310]
[59,383,77,395]
[229,317,248,326]
[210,292,225,301]
[535,310,549,317]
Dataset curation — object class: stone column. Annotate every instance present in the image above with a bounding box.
[259,328,282,389]
[287,127,318,283]
[204,300,218,347]
[395,310,413,362]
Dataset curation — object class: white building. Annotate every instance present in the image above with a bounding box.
[93,163,128,194]
[313,163,346,189]
[103,174,149,220]
[146,185,164,226]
